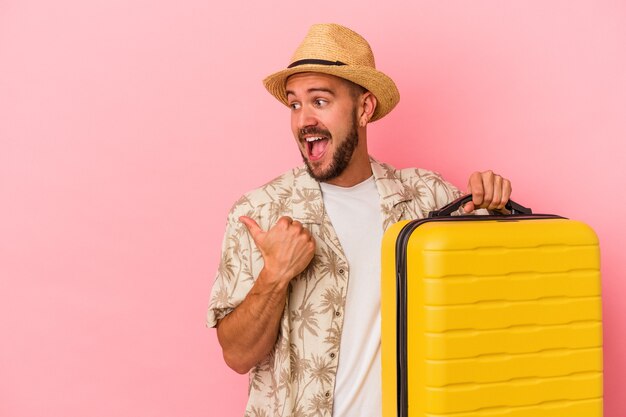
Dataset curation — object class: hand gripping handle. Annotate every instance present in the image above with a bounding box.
[428,194,532,218]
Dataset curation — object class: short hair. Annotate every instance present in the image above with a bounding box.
[344,79,367,101]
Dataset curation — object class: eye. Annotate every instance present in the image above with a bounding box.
[314,98,327,107]
[289,102,301,110]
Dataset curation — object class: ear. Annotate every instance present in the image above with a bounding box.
[358,92,377,127]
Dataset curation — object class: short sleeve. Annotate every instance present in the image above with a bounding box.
[206,208,258,328]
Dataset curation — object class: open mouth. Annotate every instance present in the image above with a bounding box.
[305,136,330,161]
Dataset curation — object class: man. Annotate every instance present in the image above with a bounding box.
[207,23,511,417]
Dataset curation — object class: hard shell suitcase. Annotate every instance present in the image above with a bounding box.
[381,196,603,417]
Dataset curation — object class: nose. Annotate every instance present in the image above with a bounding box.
[295,104,318,131]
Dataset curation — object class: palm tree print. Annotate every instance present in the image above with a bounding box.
[207,159,463,416]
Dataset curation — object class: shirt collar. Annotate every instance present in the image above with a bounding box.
[291,157,411,225]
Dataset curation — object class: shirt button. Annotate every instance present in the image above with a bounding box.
[330,352,336,359]
[325,391,331,398]
[335,311,341,317]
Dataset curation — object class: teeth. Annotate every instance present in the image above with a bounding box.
[305,137,323,142]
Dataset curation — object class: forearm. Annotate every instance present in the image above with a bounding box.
[216,268,289,374]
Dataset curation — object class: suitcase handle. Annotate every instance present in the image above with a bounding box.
[428,194,532,217]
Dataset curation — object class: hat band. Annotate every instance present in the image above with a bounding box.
[288,59,346,68]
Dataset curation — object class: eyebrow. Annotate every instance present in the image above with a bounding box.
[285,87,336,98]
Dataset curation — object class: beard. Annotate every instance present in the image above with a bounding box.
[300,110,359,182]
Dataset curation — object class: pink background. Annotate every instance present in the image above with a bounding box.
[1,1,624,416]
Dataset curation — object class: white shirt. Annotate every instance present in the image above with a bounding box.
[320,176,383,417]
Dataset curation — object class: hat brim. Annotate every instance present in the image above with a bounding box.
[263,64,400,122]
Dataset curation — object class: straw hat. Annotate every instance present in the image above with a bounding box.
[263,23,400,122]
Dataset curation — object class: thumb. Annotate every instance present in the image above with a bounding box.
[239,216,264,243]
[462,201,475,213]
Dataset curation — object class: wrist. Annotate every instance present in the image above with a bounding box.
[255,266,291,294]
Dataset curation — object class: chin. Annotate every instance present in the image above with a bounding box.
[306,162,341,182]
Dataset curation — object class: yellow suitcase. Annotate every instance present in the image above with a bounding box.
[381,196,603,417]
